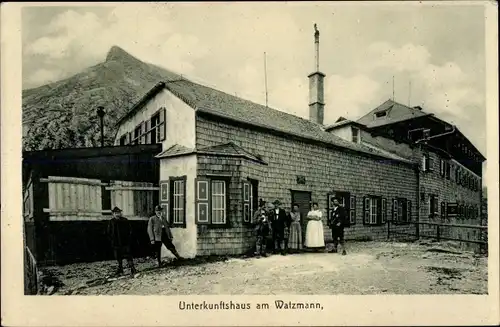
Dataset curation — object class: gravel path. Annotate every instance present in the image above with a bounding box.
[45,241,487,295]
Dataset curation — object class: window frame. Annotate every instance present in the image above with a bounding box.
[392,197,410,224]
[195,176,231,228]
[169,176,187,228]
[363,195,383,226]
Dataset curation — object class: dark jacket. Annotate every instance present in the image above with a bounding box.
[268,208,291,231]
[253,208,271,237]
[107,216,133,248]
[329,206,349,228]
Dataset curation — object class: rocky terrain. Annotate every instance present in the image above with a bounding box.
[22,46,181,151]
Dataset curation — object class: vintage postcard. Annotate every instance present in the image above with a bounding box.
[1,1,499,326]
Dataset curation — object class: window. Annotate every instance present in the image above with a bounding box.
[422,153,433,172]
[374,111,387,119]
[195,177,229,226]
[119,135,127,145]
[440,159,445,177]
[329,191,355,225]
[363,196,383,225]
[349,195,357,225]
[146,108,166,144]
[423,129,430,139]
[445,161,451,180]
[133,125,142,144]
[172,179,185,225]
[392,198,410,224]
[243,179,258,224]
[351,127,360,144]
[440,202,446,220]
[429,195,438,218]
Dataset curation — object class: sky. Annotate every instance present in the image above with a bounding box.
[21,3,488,177]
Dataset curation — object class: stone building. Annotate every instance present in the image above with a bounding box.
[112,29,484,256]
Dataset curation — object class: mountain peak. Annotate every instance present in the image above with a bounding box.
[106,46,141,63]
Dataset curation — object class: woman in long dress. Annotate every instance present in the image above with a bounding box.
[288,203,303,252]
[305,202,325,250]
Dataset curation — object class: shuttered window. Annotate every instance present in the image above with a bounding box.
[195,177,229,226]
[363,196,382,225]
[195,178,210,224]
[169,176,186,227]
[242,180,252,224]
[392,198,409,224]
[349,195,356,225]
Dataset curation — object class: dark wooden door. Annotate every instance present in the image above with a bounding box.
[291,190,312,243]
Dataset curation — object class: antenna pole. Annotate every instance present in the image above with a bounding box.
[392,75,395,101]
[264,52,269,107]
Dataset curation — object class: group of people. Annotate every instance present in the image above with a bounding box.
[106,197,350,276]
[253,197,349,257]
[107,205,183,276]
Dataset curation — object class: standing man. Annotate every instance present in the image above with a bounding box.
[269,199,291,255]
[253,199,270,257]
[107,206,137,276]
[147,205,183,267]
[328,197,349,255]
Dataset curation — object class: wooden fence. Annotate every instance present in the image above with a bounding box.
[40,176,159,221]
[24,246,38,295]
[388,220,488,253]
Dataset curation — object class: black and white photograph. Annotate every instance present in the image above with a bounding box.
[1,1,499,326]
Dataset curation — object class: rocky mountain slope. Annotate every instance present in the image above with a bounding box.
[22,46,181,151]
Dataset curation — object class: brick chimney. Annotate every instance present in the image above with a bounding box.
[308,23,325,125]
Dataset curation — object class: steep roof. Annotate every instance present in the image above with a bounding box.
[356,99,431,128]
[155,144,196,159]
[119,79,414,165]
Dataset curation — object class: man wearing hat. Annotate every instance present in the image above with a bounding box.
[268,199,291,255]
[328,197,349,255]
[253,199,271,257]
[147,205,183,267]
[107,206,137,275]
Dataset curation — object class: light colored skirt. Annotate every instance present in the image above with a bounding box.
[305,220,325,248]
[288,221,302,249]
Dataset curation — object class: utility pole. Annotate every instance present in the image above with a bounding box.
[97,106,105,147]
[264,52,269,107]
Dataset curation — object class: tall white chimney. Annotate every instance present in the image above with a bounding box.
[308,23,325,125]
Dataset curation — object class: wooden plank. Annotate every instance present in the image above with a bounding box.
[42,176,105,186]
[77,183,84,210]
[96,185,102,212]
[48,182,56,211]
[104,186,160,191]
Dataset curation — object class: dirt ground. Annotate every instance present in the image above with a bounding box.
[43,240,487,295]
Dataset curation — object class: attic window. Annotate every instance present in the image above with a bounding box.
[374,111,388,119]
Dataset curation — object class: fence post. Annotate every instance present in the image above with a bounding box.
[436,225,441,242]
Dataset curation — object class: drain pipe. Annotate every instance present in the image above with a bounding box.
[415,125,457,144]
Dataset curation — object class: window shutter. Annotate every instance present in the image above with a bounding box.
[407,200,411,222]
[127,132,132,145]
[421,156,427,171]
[381,198,387,224]
[377,198,382,224]
[195,178,210,225]
[146,119,152,144]
[140,121,146,144]
[159,179,169,224]
[441,202,445,219]
[428,156,434,171]
[440,160,444,176]
[242,180,251,224]
[363,197,369,225]
[159,108,166,141]
[393,199,399,222]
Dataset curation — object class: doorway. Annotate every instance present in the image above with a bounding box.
[291,190,312,244]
